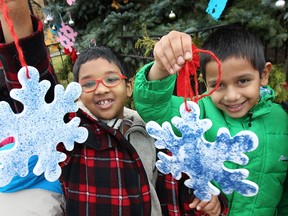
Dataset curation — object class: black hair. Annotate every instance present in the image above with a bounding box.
[200,25,266,81]
[73,46,130,82]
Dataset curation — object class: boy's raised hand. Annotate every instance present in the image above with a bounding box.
[189,195,221,216]
[148,30,193,81]
[0,0,32,43]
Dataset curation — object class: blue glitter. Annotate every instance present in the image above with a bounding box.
[146,101,259,201]
[0,66,88,187]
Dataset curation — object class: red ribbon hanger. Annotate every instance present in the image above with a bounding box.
[176,44,222,111]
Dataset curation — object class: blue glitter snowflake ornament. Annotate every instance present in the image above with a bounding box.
[146,101,259,201]
[0,66,88,187]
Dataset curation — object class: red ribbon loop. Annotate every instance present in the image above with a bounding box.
[176,45,222,111]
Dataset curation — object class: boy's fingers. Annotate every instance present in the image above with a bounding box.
[195,200,208,211]
[153,42,170,73]
[198,200,215,211]
[154,31,193,74]
[189,196,221,216]
[167,31,186,65]
[179,32,193,61]
[154,35,176,74]
[188,197,200,209]
[168,31,193,66]
[200,196,221,216]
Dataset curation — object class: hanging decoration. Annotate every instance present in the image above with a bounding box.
[169,11,176,20]
[42,0,78,52]
[64,47,78,63]
[275,0,286,8]
[57,22,77,52]
[206,0,228,20]
[67,11,74,26]
[44,14,54,25]
[0,67,88,186]
[49,23,61,35]
[0,0,88,186]
[111,0,129,10]
[68,18,75,26]
[55,5,78,54]
[67,0,76,6]
[57,2,77,52]
[146,101,259,201]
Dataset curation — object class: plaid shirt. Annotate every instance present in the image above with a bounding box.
[58,110,152,215]
[0,16,58,113]
[0,16,229,216]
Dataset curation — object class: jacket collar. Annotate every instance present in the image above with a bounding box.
[76,99,123,129]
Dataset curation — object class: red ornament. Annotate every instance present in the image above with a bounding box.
[64,47,78,63]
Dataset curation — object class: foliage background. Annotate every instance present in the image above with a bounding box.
[42,0,288,102]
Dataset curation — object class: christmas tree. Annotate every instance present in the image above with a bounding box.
[41,0,288,102]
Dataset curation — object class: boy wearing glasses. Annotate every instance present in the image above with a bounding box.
[0,1,226,215]
[62,46,226,216]
[58,46,163,215]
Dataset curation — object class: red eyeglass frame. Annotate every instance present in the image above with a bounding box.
[80,73,127,93]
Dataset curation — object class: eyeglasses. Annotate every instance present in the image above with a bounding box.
[80,72,127,93]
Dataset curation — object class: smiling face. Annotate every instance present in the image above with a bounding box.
[78,58,132,120]
[205,57,271,118]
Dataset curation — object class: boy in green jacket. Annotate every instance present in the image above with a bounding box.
[0,1,226,215]
[133,27,288,215]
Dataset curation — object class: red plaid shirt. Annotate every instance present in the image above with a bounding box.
[59,111,152,215]
[0,16,58,113]
[0,16,229,216]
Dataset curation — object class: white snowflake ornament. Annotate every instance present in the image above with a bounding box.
[0,66,88,187]
[146,101,259,201]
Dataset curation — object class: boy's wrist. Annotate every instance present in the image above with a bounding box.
[0,15,47,77]
[0,0,32,43]
[147,61,171,81]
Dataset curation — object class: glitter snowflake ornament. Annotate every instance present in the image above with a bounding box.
[146,101,259,201]
[0,66,88,187]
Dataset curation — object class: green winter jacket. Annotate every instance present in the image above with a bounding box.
[133,62,288,216]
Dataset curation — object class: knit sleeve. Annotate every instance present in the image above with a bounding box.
[0,15,59,112]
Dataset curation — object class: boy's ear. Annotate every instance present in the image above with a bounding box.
[260,62,272,86]
[126,79,133,97]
